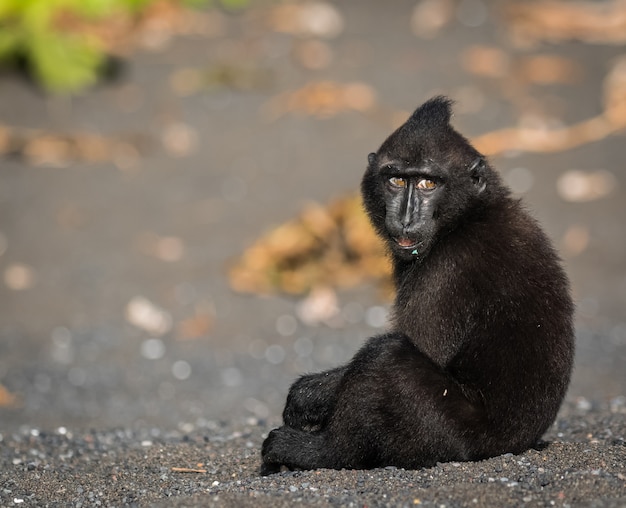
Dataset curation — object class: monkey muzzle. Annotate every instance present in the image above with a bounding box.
[395,237,418,249]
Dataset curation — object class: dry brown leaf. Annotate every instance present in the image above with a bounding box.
[603,55,626,125]
[472,112,622,155]
[0,125,146,167]
[300,201,338,239]
[515,55,582,85]
[228,194,388,296]
[162,123,198,158]
[269,2,344,39]
[176,312,213,340]
[264,81,377,120]
[462,48,580,85]
[472,54,626,155]
[55,0,225,56]
[0,125,10,154]
[136,232,185,262]
[73,134,111,162]
[556,169,617,202]
[561,225,590,257]
[3,263,37,291]
[24,136,73,167]
[293,40,334,70]
[411,0,455,39]
[461,46,511,79]
[506,0,626,46]
[0,383,18,408]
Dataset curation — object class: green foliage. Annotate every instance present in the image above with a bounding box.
[29,32,104,93]
[0,0,248,94]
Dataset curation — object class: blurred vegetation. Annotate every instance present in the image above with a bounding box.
[0,0,248,94]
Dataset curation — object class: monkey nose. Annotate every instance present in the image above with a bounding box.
[401,221,414,235]
[401,215,413,229]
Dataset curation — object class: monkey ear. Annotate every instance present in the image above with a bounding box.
[368,152,378,165]
[468,157,487,193]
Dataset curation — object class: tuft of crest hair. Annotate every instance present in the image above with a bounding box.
[407,96,453,130]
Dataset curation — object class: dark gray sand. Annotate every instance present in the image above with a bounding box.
[2,401,624,507]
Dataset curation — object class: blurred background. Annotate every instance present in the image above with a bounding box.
[1,0,625,432]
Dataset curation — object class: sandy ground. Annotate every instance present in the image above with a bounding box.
[1,401,625,507]
[1,0,625,506]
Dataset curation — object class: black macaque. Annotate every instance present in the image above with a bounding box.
[260,96,575,474]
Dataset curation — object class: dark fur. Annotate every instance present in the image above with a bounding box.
[260,97,574,474]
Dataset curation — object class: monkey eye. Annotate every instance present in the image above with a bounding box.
[389,177,407,188]
[417,179,437,190]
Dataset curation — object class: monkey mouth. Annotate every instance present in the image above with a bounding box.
[394,237,419,249]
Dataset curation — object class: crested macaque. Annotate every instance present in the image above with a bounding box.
[261,97,574,474]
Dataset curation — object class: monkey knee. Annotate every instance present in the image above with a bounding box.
[282,373,337,430]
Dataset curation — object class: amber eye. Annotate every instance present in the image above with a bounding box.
[389,177,407,188]
[417,179,437,190]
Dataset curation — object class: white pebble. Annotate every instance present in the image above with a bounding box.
[220,367,242,387]
[556,169,617,203]
[576,397,592,412]
[365,306,388,328]
[342,302,364,324]
[294,337,314,357]
[276,314,298,336]
[265,344,286,364]
[505,167,534,194]
[172,360,192,380]
[141,338,165,360]
[243,398,270,419]
[126,297,172,336]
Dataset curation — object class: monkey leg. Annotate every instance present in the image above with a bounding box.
[325,333,487,469]
[261,333,486,472]
[282,366,347,431]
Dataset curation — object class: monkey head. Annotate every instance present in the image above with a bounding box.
[361,96,500,262]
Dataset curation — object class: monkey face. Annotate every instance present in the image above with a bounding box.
[377,159,445,260]
[362,152,490,263]
[361,97,492,263]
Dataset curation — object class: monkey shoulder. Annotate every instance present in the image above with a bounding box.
[394,196,573,353]
[451,198,564,280]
